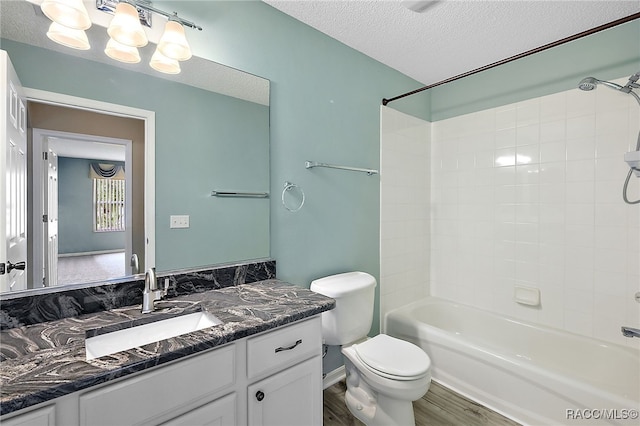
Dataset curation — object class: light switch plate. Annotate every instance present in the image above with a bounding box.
[170,215,189,229]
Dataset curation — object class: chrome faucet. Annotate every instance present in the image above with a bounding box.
[141,268,167,313]
[621,326,640,338]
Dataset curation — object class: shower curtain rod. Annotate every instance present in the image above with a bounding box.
[382,12,640,106]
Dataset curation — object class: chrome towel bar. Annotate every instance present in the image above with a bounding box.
[305,160,379,176]
[211,191,269,198]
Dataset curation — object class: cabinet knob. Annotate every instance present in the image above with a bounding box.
[256,390,265,402]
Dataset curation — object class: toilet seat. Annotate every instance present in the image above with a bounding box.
[353,334,430,381]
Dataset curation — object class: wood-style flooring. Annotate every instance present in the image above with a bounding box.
[323,380,520,426]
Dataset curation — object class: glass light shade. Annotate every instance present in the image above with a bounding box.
[104,38,141,63]
[107,2,148,48]
[157,20,192,61]
[41,0,91,30]
[46,21,90,50]
[150,49,181,74]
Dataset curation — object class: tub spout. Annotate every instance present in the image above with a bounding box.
[621,326,640,338]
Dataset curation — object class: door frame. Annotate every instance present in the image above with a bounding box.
[31,129,133,286]
[24,88,156,280]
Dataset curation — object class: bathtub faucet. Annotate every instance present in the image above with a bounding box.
[621,326,640,338]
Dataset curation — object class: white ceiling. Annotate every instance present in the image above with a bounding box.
[264,0,640,86]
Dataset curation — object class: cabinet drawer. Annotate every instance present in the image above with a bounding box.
[247,316,321,379]
[1,405,55,426]
[79,344,235,425]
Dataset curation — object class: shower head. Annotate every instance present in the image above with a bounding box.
[578,77,598,91]
[578,77,624,92]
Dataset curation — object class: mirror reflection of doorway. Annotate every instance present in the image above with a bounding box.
[31,129,132,286]
[27,102,145,289]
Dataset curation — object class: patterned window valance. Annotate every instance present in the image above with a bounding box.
[89,163,125,180]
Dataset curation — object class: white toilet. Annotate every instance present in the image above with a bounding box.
[310,272,431,426]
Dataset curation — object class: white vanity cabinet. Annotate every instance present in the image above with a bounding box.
[79,344,237,425]
[1,316,323,426]
[247,357,322,425]
[1,405,56,426]
[161,393,236,426]
[246,316,323,426]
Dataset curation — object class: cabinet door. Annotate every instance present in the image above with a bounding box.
[247,356,322,426]
[161,393,236,426]
[1,405,55,426]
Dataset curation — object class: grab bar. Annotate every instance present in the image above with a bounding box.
[305,160,379,176]
[211,190,269,198]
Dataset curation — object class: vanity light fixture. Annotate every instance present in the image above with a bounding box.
[107,1,148,47]
[40,0,202,74]
[41,0,92,30]
[149,49,180,74]
[46,21,91,50]
[157,16,192,61]
[104,37,141,63]
[41,0,91,49]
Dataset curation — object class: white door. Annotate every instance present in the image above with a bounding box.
[43,147,59,287]
[1,51,27,292]
[31,130,133,285]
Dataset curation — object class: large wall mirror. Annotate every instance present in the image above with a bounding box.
[0,1,270,295]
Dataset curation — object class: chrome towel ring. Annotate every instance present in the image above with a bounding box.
[282,181,305,212]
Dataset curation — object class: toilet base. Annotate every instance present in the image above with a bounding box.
[345,384,417,426]
[342,358,426,426]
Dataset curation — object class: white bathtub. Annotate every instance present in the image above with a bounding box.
[385,297,640,426]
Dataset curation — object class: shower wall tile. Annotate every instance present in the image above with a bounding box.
[429,76,640,348]
[380,106,430,329]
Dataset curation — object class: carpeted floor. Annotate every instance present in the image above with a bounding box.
[57,252,126,285]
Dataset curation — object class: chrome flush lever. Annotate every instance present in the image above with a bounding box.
[621,326,640,338]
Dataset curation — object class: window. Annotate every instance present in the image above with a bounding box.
[94,178,125,232]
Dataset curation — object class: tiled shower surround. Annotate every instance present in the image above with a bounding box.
[381,77,640,348]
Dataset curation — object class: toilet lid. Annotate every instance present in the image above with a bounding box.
[354,334,430,379]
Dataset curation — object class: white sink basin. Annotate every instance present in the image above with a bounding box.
[85,311,223,360]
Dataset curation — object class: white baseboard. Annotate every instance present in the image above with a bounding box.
[323,365,346,390]
[59,249,124,258]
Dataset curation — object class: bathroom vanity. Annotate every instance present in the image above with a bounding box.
[0,279,334,425]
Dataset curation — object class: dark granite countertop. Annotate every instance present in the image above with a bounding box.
[0,280,335,416]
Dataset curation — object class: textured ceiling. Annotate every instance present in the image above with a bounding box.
[264,0,640,86]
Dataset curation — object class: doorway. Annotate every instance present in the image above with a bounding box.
[31,128,133,286]
[27,100,147,289]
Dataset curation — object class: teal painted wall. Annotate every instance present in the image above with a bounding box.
[2,1,428,338]
[427,19,640,121]
[162,1,430,337]
[58,157,125,254]
[1,38,270,272]
[3,0,637,373]
[4,2,637,340]
[3,1,640,340]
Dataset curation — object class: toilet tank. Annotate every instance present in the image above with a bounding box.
[310,272,376,346]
